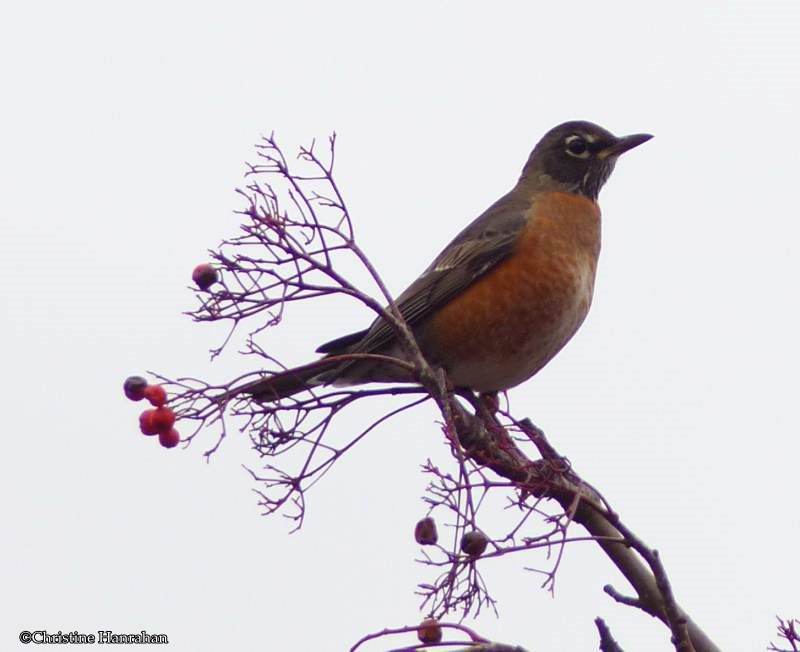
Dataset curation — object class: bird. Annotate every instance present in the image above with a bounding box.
[245,121,652,402]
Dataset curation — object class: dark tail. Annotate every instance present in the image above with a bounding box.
[315,327,368,354]
[241,358,343,402]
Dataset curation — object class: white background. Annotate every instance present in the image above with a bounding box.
[2,2,798,650]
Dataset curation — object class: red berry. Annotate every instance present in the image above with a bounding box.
[460,530,489,557]
[139,409,159,436]
[414,517,438,545]
[192,263,218,290]
[151,407,176,434]
[143,384,167,407]
[417,618,442,644]
[124,376,148,401]
[159,428,180,449]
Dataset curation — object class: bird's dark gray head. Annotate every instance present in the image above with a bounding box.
[520,121,652,200]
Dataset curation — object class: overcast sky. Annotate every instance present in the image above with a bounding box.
[2,2,798,651]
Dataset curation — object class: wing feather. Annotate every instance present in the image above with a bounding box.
[335,190,531,357]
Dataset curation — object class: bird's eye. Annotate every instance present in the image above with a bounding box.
[565,135,589,158]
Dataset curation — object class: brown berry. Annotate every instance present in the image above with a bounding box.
[414,517,438,545]
[143,384,167,407]
[151,406,176,434]
[139,409,159,436]
[192,263,218,290]
[159,428,180,449]
[460,530,489,557]
[417,618,442,644]
[124,376,148,401]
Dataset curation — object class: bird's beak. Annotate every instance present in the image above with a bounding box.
[598,133,653,159]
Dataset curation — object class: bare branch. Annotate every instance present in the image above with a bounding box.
[595,617,625,652]
[142,132,722,652]
[769,617,800,652]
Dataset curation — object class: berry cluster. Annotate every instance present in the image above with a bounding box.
[121,264,220,449]
[123,376,180,449]
[414,516,488,557]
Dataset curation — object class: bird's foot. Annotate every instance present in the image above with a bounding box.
[478,391,500,415]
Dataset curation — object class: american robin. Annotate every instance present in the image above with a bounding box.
[246,121,652,402]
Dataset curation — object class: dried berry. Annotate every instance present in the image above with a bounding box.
[139,409,159,436]
[159,428,180,449]
[192,263,219,291]
[124,376,148,401]
[417,618,442,644]
[414,517,438,545]
[143,384,167,407]
[151,406,176,434]
[460,530,489,557]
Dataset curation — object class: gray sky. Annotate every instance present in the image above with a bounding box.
[2,2,798,650]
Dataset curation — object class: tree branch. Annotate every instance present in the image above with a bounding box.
[143,132,724,652]
[442,404,719,652]
[595,617,625,652]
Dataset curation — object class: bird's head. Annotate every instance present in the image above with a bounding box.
[521,121,652,200]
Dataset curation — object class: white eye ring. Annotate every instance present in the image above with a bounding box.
[565,134,590,158]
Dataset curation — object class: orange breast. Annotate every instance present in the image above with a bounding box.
[422,192,601,390]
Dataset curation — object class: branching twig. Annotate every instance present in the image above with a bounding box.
[769,617,800,652]
[150,133,721,652]
[595,617,625,652]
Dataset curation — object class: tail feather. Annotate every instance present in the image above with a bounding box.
[242,358,342,402]
[315,328,368,354]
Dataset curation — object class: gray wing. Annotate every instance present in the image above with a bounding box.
[318,189,531,357]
